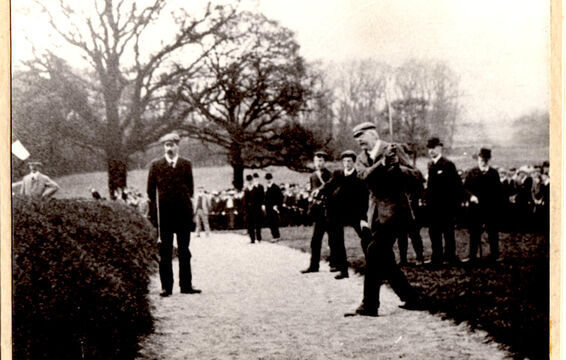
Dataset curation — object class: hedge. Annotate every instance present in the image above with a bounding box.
[13,196,158,360]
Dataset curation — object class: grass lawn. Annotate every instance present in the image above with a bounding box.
[276,225,548,360]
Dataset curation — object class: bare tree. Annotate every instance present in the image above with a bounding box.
[174,12,322,189]
[23,0,237,197]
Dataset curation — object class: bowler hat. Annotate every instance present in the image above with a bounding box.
[340,150,357,161]
[476,148,491,160]
[159,132,180,144]
[314,151,329,159]
[426,137,443,149]
[265,173,273,180]
[352,122,377,137]
[246,174,253,181]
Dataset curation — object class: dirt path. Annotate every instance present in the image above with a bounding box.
[137,233,509,360]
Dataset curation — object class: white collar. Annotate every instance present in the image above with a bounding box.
[479,165,490,173]
[432,154,442,164]
[369,140,384,160]
[344,168,355,176]
[165,154,179,167]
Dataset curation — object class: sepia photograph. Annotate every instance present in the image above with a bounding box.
[8,0,553,359]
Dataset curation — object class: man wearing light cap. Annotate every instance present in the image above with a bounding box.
[20,161,60,198]
[345,122,426,317]
[147,132,200,297]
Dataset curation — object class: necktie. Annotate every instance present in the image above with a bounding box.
[366,151,373,166]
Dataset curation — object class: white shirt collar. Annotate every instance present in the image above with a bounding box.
[432,154,442,164]
[165,154,179,167]
[369,140,384,160]
[479,165,490,173]
[344,168,355,176]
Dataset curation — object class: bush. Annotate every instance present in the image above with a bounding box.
[13,196,158,360]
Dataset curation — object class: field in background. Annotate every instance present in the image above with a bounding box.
[53,145,548,199]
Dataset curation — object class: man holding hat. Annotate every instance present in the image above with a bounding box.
[346,122,425,317]
[301,151,333,274]
[20,161,60,198]
[463,148,503,262]
[147,132,200,297]
[424,137,464,266]
[319,149,369,279]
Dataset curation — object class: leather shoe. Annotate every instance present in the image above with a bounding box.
[300,267,319,274]
[334,272,349,280]
[344,304,378,317]
[181,288,202,294]
[159,290,172,297]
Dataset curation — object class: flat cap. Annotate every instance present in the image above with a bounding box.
[426,137,443,149]
[314,151,329,159]
[340,150,357,160]
[159,132,180,144]
[352,122,377,137]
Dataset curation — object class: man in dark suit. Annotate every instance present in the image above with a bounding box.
[301,151,333,274]
[464,148,503,262]
[264,173,283,241]
[322,150,369,279]
[147,132,200,297]
[244,174,264,243]
[345,122,425,317]
[424,137,463,265]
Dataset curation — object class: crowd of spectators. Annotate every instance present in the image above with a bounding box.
[103,160,549,235]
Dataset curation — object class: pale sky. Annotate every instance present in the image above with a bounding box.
[12,0,550,133]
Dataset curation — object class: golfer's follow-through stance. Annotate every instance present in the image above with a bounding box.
[147,132,201,297]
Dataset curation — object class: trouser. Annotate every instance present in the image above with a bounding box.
[328,219,369,272]
[159,228,192,292]
[246,210,262,242]
[469,220,499,260]
[362,223,419,310]
[397,222,424,263]
[309,218,330,269]
[266,209,281,239]
[195,209,211,236]
[428,216,457,263]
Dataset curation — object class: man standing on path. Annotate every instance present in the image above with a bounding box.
[147,132,201,297]
[301,151,333,274]
[244,174,263,243]
[346,122,425,317]
[424,137,464,266]
[264,173,283,242]
[20,161,60,198]
[320,150,369,280]
[463,148,503,262]
[193,187,211,237]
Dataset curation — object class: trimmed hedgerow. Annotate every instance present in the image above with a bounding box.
[13,196,158,360]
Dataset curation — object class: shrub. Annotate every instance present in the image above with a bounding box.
[13,196,158,360]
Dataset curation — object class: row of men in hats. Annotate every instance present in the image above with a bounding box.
[297,121,528,317]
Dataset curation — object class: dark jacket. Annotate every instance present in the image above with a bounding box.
[356,141,421,229]
[147,157,194,230]
[265,183,283,210]
[244,184,264,213]
[464,167,503,215]
[425,157,463,213]
[322,169,368,223]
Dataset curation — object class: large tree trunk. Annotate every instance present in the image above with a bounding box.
[230,142,244,190]
[232,164,244,191]
[107,154,128,200]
